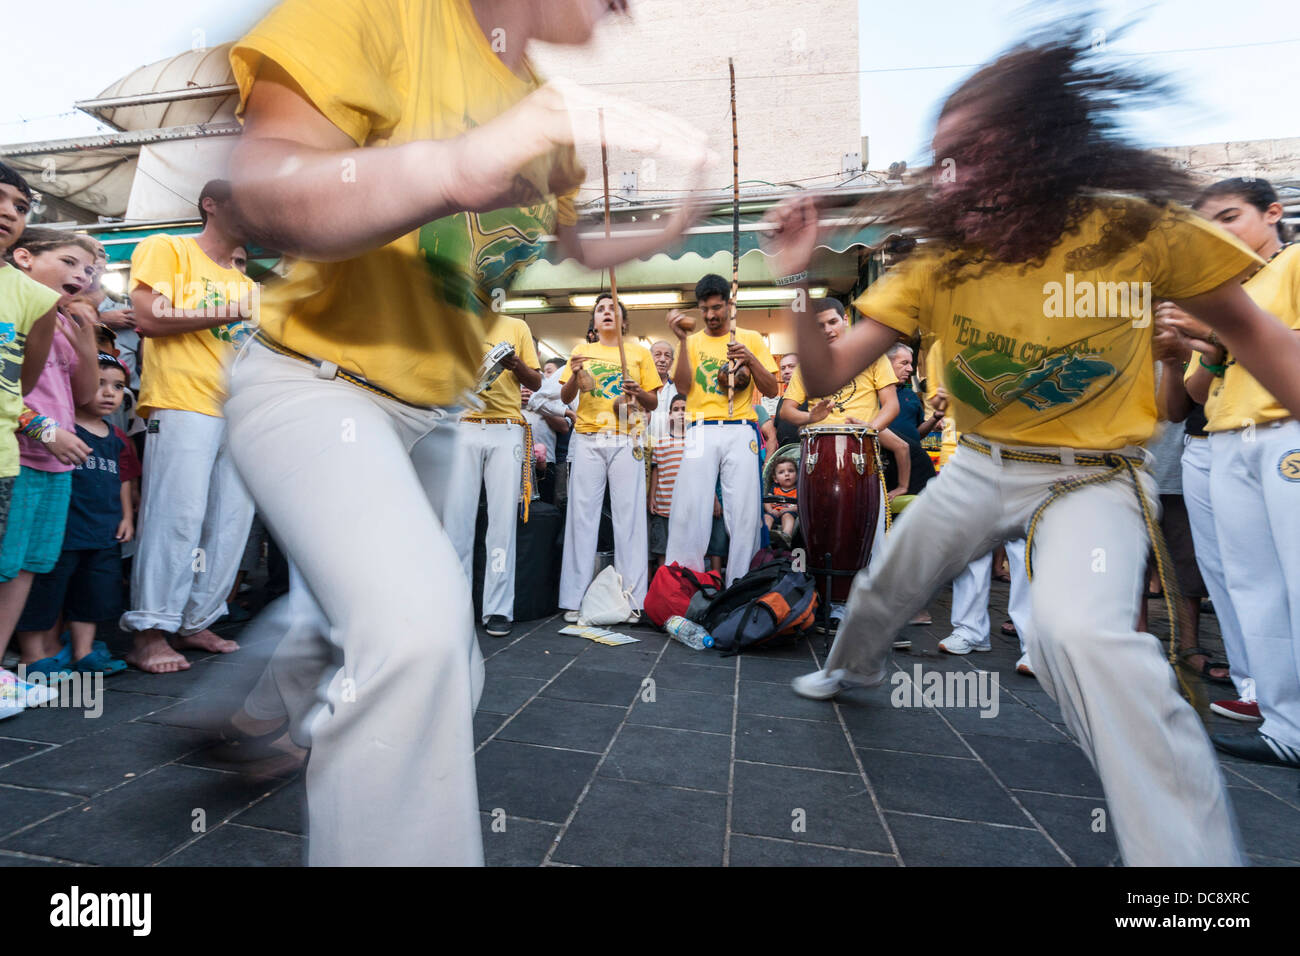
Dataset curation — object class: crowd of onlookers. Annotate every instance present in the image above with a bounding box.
[2,160,1288,772]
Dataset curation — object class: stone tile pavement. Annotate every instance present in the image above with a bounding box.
[2,582,1297,866]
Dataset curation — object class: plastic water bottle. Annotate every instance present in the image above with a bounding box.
[664,615,714,650]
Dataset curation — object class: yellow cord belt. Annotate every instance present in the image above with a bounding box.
[957,435,1201,710]
[462,417,534,522]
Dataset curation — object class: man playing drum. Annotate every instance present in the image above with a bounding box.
[778,297,912,500]
[665,273,778,585]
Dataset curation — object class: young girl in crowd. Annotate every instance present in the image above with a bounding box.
[0,227,100,681]
[1166,177,1300,767]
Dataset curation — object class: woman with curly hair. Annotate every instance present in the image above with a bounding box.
[764,26,1300,865]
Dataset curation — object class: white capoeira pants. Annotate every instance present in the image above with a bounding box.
[225,342,484,867]
[560,432,648,610]
[1181,435,1253,700]
[665,423,762,586]
[122,408,254,636]
[824,437,1242,866]
[444,420,523,623]
[1210,420,1300,750]
[950,538,1031,655]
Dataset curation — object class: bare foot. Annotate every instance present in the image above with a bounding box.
[126,633,192,674]
[173,629,240,654]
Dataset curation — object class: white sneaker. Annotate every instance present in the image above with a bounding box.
[1015,653,1035,676]
[938,634,992,655]
[563,610,581,623]
[791,668,881,700]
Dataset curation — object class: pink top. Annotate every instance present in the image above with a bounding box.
[19,314,81,473]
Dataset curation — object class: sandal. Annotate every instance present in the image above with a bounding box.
[1000,620,1018,637]
[1177,647,1234,686]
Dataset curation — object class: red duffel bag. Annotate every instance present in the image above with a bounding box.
[643,563,724,628]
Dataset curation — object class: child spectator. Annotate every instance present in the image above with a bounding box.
[15,354,135,674]
[648,394,686,571]
[764,459,798,547]
[0,165,63,718]
[0,226,100,681]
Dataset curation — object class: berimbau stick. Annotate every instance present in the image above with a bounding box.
[727,58,739,416]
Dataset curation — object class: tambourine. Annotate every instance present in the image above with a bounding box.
[473,342,516,394]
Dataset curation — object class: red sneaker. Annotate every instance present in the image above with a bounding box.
[1210,699,1262,722]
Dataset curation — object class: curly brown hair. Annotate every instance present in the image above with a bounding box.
[870,22,1195,285]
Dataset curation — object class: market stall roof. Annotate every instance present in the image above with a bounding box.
[0,44,239,222]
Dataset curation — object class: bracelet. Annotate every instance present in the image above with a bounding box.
[1199,356,1228,376]
[18,414,59,443]
[774,270,809,286]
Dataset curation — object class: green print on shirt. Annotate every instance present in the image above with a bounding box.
[417,201,558,315]
[946,314,1117,415]
[695,353,727,395]
[585,360,625,400]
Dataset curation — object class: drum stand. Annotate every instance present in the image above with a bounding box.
[811,551,858,655]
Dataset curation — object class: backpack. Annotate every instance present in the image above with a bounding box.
[644,563,724,628]
[698,559,820,656]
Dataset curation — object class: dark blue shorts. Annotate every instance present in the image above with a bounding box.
[18,545,124,631]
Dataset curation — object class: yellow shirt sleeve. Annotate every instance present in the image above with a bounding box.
[514,320,540,371]
[230,0,403,147]
[1143,206,1263,301]
[852,254,936,338]
[129,236,181,298]
[868,354,899,390]
[744,328,778,373]
[637,348,661,393]
[785,370,807,405]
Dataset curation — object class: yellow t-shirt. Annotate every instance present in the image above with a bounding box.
[230,0,583,408]
[784,355,898,425]
[473,314,538,422]
[560,341,661,434]
[925,341,958,466]
[0,264,59,478]
[854,197,1261,450]
[130,235,254,419]
[1201,244,1300,432]
[684,327,777,422]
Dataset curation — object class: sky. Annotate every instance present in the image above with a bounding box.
[1,0,1295,163]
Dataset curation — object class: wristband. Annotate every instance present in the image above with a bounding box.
[1199,356,1228,376]
[18,414,59,443]
[774,270,809,286]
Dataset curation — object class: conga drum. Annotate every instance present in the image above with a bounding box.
[798,424,883,604]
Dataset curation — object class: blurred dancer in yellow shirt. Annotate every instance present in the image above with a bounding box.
[223,0,710,866]
[766,27,1300,865]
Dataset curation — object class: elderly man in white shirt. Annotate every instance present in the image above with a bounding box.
[647,339,679,442]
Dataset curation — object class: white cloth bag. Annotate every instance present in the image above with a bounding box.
[579,565,634,626]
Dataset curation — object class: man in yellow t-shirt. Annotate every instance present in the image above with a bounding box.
[777,297,909,624]
[663,273,778,585]
[122,179,257,676]
[445,312,541,638]
[557,293,660,615]
[221,0,709,868]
